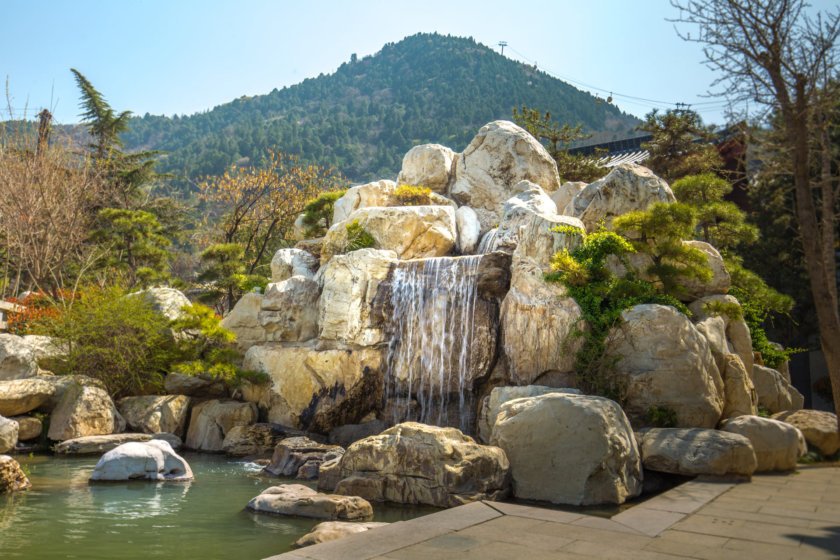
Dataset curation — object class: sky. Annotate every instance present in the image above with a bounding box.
[1,0,836,127]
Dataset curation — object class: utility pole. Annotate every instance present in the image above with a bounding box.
[498,41,508,56]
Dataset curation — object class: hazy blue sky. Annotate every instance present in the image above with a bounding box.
[2,0,836,126]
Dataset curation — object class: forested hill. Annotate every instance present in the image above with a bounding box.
[121,33,642,184]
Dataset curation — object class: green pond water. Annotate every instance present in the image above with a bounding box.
[0,453,436,560]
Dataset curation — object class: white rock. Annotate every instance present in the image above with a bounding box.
[493,182,560,253]
[22,335,64,362]
[719,353,758,419]
[450,120,562,232]
[490,393,642,505]
[639,428,757,476]
[184,400,257,452]
[477,386,581,444]
[0,334,38,380]
[752,365,804,414]
[397,144,456,193]
[259,276,320,342]
[128,287,190,321]
[47,383,123,441]
[332,180,397,224]
[0,416,18,453]
[221,292,266,352]
[689,295,754,376]
[10,416,41,441]
[720,415,804,471]
[116,395,192,437]
[771,410,840,456]
[270,248,319,282]
[247,484,373,520]
[455,206,481,254]
[293,521,389,548]
[552,181,587,215]
[678,241,731,301]
[0,378,56,416]
[89,440,193,481]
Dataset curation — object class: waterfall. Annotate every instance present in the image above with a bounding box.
[385,255,484,432]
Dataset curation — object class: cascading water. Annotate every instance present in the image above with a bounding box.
[477,228,499,254]
[385,255,484,432]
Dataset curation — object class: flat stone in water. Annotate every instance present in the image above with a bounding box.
[247,484,373,520]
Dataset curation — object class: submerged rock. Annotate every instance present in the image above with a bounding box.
[89,440,193,482]
[639,427,757,477]
[0,455,31,493]
[292,521,389,548]
[246,484,373,520]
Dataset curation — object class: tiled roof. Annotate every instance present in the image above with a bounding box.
[598,148,649,168]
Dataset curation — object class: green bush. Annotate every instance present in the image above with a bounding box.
[345,219,376,252]
[393,184,446,206]
[645,406,678,427]
[301,190,346,238]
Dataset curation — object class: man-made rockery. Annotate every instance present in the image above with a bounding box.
[262,436,344,480]
[639,428,757,477]
[719,415,805,472]
[247,484,373,520]
[771,410,839,456]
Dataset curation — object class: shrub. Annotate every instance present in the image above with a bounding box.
[301,190,346,238]
[393,184,444,206]
[645,405,678,427]
[345,219,376,252]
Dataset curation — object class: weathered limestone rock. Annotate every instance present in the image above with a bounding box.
[263,436,344,479]
[552,181,587,215]
[163,372,228,398]
[720,415,804,471]
[606,304,724,428]
[184,400,257,452]
[117,395,191,437]
[771,410,840,456]
[246,484,373,520]
[221,423,287,457]
[322,206,456,264]
[333,180,397,224]
[128,287,190,321]
[0,334,38,380]
[331,422,510,507]
[689,295,754,376]
[47,383,123,441]
[259,276,320,342]
[10,416,42,441]
[222,292,266,352]
[490,393,642,505]
[293,214,307,241]
[22,335,64,362]
[752,364,804,414]
[242,341,385,432]
[695,316,729,357]
[477,386,581,444]
[639,428,757,477]
[328,420,386,448]
[566,163,676,232]
[493,182,560,252]
[455,206,481,254]
[55,433,182,455]
[720,353,758,419]
[397,144,456,193]
[678,241,731,300]
[450,120,562,231]
[0,378,56,416]
[318,249,397,346]
[89,440,193,482]
[270,248,319,282]
[292,521,389,549]
[0,416,18,453]
[0,455,30,493]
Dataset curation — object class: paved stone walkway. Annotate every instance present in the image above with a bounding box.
[267,465,840,560]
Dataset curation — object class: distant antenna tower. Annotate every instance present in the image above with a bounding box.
[498,41,508,55]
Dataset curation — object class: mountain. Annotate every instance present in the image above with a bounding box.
[121,33,642,185]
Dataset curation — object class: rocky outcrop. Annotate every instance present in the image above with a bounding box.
[490,393,642,505]
[10,416,42,441]
[22,335,64,362]
[688,295,754,376]
[678,241,730,300]
[184,400,257,452]
[317,249,397,346]
[47,383,123,441]
[565,163,676,232]
[89,440,193,482]
[330,422,510,507]
[292,521,389,549]
[0,416,18,453]
[270,248,319,282]
[771,410,840,456]
[752,364,804,414]
[450,120,562,231]
[243,341,384,432]
[719,353,758,419]
[493,182,561,252]
[719,415,804,472]
[552,181,587,214]
[606,304,724,428]
[332,180,397,224]
[128,287,190,321]
[397,144,456,193]
[117,395,191,437]
[477,386,581,444]
[0,378,55,416]
[639,428,757,477]
[263,436,344,479]
[221,292,266,352]
[0,455,30,493]
[259,276,320,342]
[221,423,287,457]
[163,372,229,399]
[0,334,38,380]
[55,433,182,455]
[455,206,481,254]
[246,484,373,520]
[322,205,457,264]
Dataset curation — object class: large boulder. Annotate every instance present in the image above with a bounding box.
[258,276,320,342]
[606,304,724,428]
[0,416,18,453]
[246,484,373,520]
[321,206,457,264]
[552,181,587,214]
[492,182,560,253]
[242,341,385,433]
[128,287,190,321]
[117,395,191,437]
[11,416,42,441]
[455,206,481,254]
[221,423,288,457]
[22,335,64,362]
[55,433,181,455]
[639,428,757,477]
[328,420,386,448]
[292,521,389,549]
[450,120,562,231]
[89,440,193,482]
[330,422,510,508]
[163,372,228,399]
[221,292,266,352]
[771,410,840,456]
[752,364,804,414]
[0,334,38,380]
[0,455,31,493]
[397,144,456,193]
[565,163,676,232]
[318,249,397,346]
[270,248,319,282]
[678,241,730,300]
[719,353,758,419]
[477,386,581,444]
[263,436,344,480]
[0,378,56,416]
[490,393,642,505]
[47,383,123,441]
[332,180,396,224]
[719,415,805,472]
[184,400,257,452]
[688,295,754,375]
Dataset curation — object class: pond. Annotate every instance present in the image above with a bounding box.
[0,453,436,560]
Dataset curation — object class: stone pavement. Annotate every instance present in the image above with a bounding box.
[266,465,840,560]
